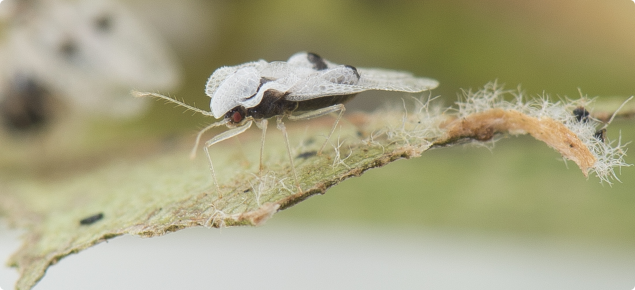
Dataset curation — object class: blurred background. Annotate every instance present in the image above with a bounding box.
[1,0,635,289]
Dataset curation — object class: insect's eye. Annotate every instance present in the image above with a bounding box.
[231,111,243,123]
[225,107,246,124]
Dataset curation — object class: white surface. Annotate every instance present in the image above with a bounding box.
[1,221,635,290]
[0,223,20,290]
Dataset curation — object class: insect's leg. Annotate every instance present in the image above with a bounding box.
[255,119,269,175]
[190,119,229,159]
[276,116,301,192]
[131,91,214,117]
[203,121,253,194]
[288,104,345,155]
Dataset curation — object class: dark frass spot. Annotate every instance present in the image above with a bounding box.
[80,213,104,226]
[296,151,317,160]
[573,107,590,122]
[594,128,607,143]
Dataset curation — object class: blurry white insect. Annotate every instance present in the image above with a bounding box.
[0,73,52,131]
[0,0,180,132]
[135,52,438,191]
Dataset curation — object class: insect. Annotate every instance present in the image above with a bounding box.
[134,52,438,192]
[0,0,180,122]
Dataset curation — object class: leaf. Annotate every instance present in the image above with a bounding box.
[0,83,630,290]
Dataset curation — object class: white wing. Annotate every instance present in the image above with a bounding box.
[209,67,262,118]
[286,52,334,71]
[205,60,265,97]
[285,67,438,101]
[356,67,439,92]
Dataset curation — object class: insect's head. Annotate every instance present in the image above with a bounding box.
[209,67,263,119]
[224,106,249,126]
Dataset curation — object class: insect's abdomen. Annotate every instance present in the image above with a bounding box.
[293,94,357,112]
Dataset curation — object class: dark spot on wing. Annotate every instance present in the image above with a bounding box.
[307,52,328,70]
[0,76,51,131]
[296,150,317,160]
[94,13,113,32]
[345,65,360,79]
[59,39,78,59]
[573,107,590,122]
[79,213,104,226]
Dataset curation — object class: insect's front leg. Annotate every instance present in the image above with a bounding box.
[190,119,229,159]
[203,120,253,194]
[288,104,346,155]
[255,119,268,175]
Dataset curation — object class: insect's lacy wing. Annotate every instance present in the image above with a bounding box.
[284,66,362,101]
[258,62,304,79]
[286,83,368,101]
[285,67,439,101]
[355,68,439,92]
[205,60,266,98]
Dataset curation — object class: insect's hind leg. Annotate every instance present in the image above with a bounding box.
[288,104,345,155]
[203,121,253,194]
[276,116,301,192]
[255,119,268,175]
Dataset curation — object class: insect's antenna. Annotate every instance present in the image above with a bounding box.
[131,91,214,117]
[191,119,229,159]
